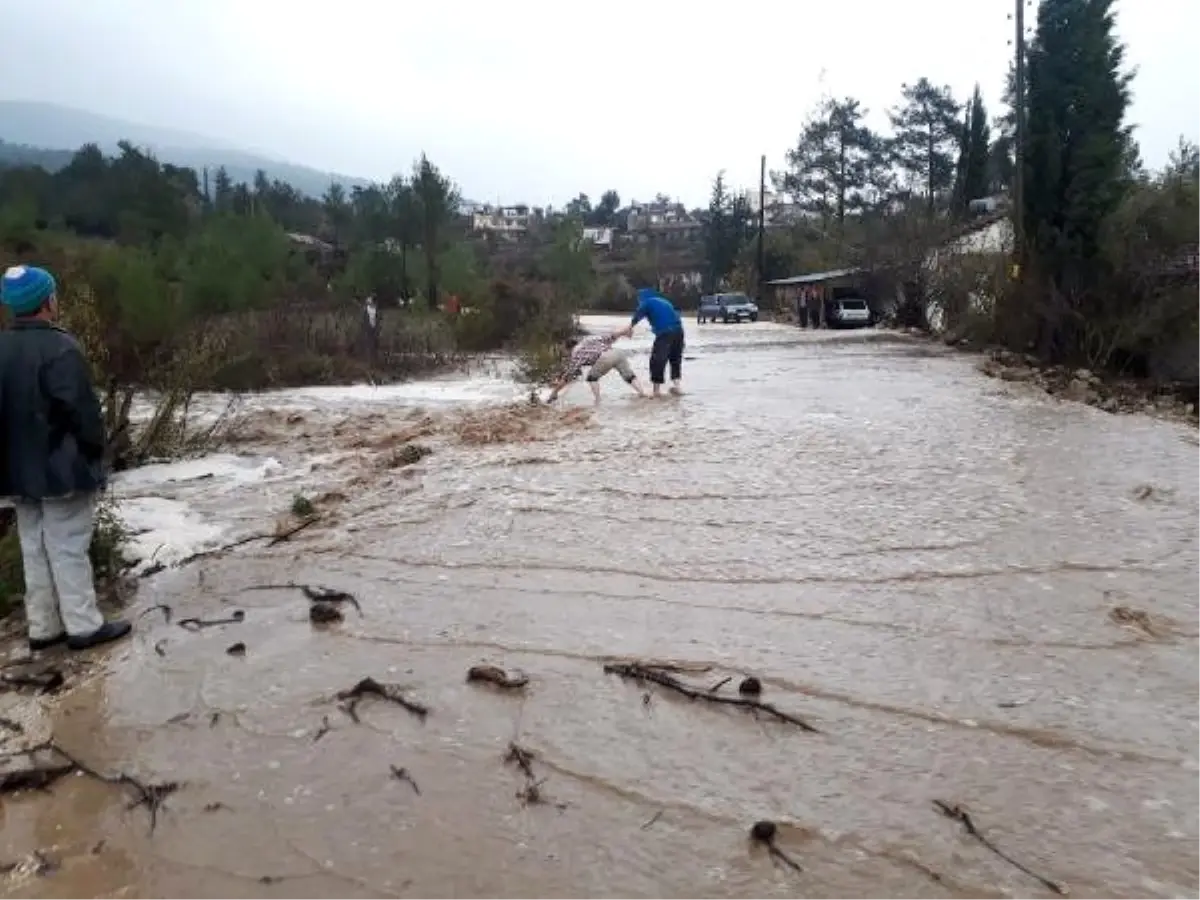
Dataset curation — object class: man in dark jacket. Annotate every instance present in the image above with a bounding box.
[0,265,131,652]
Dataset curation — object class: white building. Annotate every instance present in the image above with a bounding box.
[471,205,531,235]
[581,226,614,248]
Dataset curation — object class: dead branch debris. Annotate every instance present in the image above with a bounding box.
[933,800,1066,895]
[267,516,321,547]
[467,664,530,690]
[0,740,180,834]
[312,716,331,743]
[750,819,803,873]
[178,610,245,631]
[502,742,565,809]
[603,663,818,733]
[0,667,65,696]
[242,582,362,616]
[1107,605,1170,639]
[389,765,421,795]
[336,678,429,723]
[137,603,173,625]
[139,517,327,578]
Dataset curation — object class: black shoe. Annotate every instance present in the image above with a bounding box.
[67,620,132,651]
[28,632,67,652]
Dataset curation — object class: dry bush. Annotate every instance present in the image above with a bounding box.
[203,303,460,390]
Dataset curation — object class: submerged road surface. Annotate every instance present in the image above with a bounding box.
[2,318,1197,898]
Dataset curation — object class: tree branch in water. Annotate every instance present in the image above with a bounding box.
[932,800,1066,895]
[336,677,429,722]
[603,662,819,732]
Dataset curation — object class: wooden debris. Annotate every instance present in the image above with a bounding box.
[0,740,180,834]
[603,662,818,732]
[389,765,421,795]
[933,800,1066,895]
[336,677,429,722]
[178,610,245,631]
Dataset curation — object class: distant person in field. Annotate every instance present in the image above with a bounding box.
[544,331,646,405]
[0,265,132,653]
[616,287,685,396]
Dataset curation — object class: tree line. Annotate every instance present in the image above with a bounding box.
[0,138,601,468]
[698,0,1197,379]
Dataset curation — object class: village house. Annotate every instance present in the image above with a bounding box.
[625,199,702,245]
[581,226,614,248]
[471,204,532,236]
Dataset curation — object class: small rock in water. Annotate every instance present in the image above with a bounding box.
[750,820,777,843]
[466,664,529,689]
[309,601,344,624]
[738,676,763,696]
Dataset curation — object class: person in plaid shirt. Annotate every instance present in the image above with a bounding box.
[544,331,646,405]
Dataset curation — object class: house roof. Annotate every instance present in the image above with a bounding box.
[765,267,863,286]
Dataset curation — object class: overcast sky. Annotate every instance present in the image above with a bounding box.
[2,0,1196,207]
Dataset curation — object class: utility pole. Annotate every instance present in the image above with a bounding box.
[756,154,767,297]
[1013,0,1027,269]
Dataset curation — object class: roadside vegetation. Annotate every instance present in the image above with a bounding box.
[0,149,593,610]
[686,0,1196,394]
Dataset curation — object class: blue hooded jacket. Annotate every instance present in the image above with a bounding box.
[631,288,682,335]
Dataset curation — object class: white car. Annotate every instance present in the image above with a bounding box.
[828,298,872,328]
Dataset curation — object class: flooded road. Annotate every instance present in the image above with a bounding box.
[2,318,1197,898]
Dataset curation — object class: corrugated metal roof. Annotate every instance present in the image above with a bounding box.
[765,267,863,286]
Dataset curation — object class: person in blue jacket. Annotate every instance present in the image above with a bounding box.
[616,287,685,396]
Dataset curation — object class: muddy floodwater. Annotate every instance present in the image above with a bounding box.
[1,318,1197,898]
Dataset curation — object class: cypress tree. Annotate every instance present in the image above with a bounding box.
[1023,0,1133,293]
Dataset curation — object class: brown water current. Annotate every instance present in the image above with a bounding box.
[1,321,1197,898]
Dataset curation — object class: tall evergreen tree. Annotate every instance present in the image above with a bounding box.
[702,170,752,290]
[782,96,876,233]
[953,85,992,213]
[889,78,961,216]
[411,154,460,311]
[1023,0,1132,285]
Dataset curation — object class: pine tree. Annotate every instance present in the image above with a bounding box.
[889,78,961,216]
[782,97,876,233]
[1024,0,1133,285]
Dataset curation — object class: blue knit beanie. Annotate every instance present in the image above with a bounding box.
[1,265,57,316]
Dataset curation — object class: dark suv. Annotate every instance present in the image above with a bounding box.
[697,293,759,324]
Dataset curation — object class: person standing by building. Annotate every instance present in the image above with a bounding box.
[616,287,685,396]
[0,265,131,652]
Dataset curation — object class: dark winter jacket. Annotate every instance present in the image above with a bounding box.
[0,320,106,500]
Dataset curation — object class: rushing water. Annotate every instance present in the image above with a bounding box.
[1,318,1197,898]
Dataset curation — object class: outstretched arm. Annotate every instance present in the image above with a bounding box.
[630,297,648,328]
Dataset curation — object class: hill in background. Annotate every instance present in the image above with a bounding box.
[0,100,373,198]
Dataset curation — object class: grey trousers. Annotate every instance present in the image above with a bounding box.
[14,493,105,640]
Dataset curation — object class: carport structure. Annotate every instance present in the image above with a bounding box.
[765,267,866,328]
